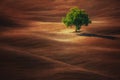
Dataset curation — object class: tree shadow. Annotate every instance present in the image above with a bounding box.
[77,33,118,40]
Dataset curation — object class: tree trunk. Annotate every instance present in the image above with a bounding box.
[75,27,77,32]
[79,26,81,30]
[75,25,81,32]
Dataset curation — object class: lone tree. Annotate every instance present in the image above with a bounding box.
[62,7,91,32]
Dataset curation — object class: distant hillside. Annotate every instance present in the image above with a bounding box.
[0,0,119,25]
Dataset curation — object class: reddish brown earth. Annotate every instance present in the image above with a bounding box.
[0,21,120,80]
[0,0,120,80]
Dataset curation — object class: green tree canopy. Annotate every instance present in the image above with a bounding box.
[62,7,91,32]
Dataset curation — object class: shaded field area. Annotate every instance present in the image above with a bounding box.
[0,22,120,80]
[0,0,120,80]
